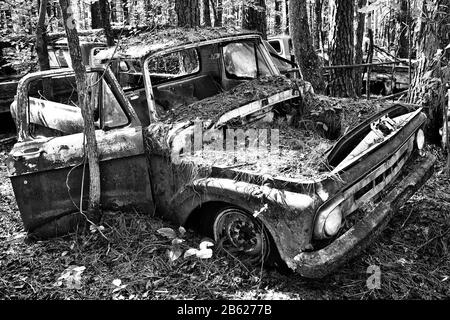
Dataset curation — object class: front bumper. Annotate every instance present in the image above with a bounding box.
[293,152,436,278]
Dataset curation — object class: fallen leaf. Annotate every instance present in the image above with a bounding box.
[184,248,199,258]
[196,248,213,259]
[157,227,177,239]
[112,279,127,293]
[112,279,122,287]
[178,226,186,236]
[171,238,185,245]
[56,265,86,290]
[168,248,182,262]
[199,239,214,251]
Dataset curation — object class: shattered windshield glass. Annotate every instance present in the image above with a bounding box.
[223,41,271,79]
[148,48,200,84]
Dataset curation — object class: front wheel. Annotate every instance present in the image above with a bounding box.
[213,207,271,266]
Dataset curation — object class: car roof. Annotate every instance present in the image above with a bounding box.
[268,34,291,41]
[94,27,261,61]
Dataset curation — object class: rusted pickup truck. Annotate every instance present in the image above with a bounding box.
[7,29,435,278]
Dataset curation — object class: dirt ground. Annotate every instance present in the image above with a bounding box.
[0,138,449,300]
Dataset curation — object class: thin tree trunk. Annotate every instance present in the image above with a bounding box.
[175,0,200,27]
[59,0,101,222]
[354,0,366,96]
[36,0,52,99]
[203,0,211,26]
[329,0,356,97]
[281,0,287,34]
[36,0,50,71]
[210,0,218,26]
[216,0,223,27]
[289,0,324,92]
[242,0,267,39]
[99,0,114,46]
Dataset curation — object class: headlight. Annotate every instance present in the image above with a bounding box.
[416,129,425,150]
[314,199,343,239]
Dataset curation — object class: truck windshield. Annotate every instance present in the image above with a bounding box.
[222,41,272,79]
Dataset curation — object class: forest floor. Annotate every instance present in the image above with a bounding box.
[0,137,449,300]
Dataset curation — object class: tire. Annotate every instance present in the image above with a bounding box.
[212,206,272,266]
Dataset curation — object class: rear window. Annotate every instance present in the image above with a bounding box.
[48,49,71,68]
[222,41,272,80]
[114,59,144,91]
[268,40,282,54]
[147,48,200,85]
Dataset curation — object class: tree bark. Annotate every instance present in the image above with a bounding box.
[354,0,366,96]
[395,0,409,58]
[313,0,323,52]
[328,0,356,97]
[59,0,101,222]
[289,0,324,92]
[210,0,223,27]
[242,0,267,39]
[409,0,450,143]
[281,0,288,34]
[203,0,211,26]
[36,0,50,71]
[175,0,200,27]
[36,0,52,99]
[99,0,114,46]
[90,1,101,29]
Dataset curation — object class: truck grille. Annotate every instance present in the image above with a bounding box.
[340,136,414,217]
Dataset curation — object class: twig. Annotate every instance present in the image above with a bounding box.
[401,207,414,229]
[415,227,450,252]
[223,162,257,169]
[0,136,17,145]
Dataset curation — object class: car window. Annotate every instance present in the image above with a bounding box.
[268,40,282,54]
[102,78,129,129]
[26,71,128,138]
[114,59,144,91]
[27,74,84,138]
[223,41,272,79]
[148,48,200,84]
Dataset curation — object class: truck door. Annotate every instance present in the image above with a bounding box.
[7,68,154,237]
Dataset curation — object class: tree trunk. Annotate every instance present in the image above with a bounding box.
[59,0,101,222]
[203,0,211,26]
[289,0,324,92]
[36,0,50,71]
[354,0,366,96]
[313,0,323,52]
[36,0,52,99]
[409,0,450,144]
[175,0,200,27]
[211,0,223,27]
[395,0,409,58]
[328,0,356,97]
[281,0,288,34]
[242,0,267,39]
[99,0,114,46]
[91,1,101,29]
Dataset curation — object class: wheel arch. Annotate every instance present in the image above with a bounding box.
[171,177,318,270]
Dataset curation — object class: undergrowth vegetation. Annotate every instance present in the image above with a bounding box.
[1,142,449,300]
